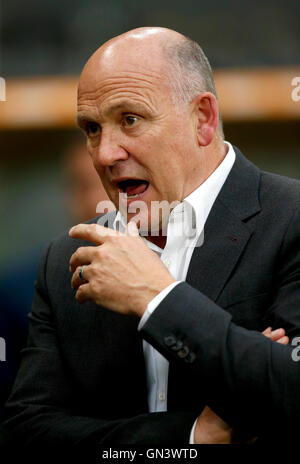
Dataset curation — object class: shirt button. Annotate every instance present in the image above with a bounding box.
[159,392,165,401]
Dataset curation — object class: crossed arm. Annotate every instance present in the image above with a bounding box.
[192,326,288,444]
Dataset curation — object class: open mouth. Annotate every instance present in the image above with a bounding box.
[116,178,149,199]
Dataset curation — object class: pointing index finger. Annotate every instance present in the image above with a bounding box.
[69,223,120,244]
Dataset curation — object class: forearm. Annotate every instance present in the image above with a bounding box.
[140,282,299,436]
[3,404,196,446]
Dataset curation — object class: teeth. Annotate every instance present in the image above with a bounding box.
[125,193,140,199]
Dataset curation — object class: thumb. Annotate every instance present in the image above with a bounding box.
[125,220,139,237]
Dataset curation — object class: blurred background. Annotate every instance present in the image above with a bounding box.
[0,0,300,421]
[1,0,300,265]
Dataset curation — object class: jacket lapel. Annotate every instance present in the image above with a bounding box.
[186,147,261,303]
[186,199,253,302]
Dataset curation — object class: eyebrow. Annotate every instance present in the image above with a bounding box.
[76,114,94,127]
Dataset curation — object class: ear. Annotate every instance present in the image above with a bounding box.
[193,92,219,146]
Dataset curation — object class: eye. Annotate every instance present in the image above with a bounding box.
[85,121,100,136]
[122,115,138,127]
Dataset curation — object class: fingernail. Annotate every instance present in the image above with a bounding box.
[69,226,74,235]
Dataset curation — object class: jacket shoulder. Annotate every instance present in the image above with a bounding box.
[49,211,117,254]
[259,170,300,208]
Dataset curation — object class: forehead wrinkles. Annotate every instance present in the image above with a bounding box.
[78,70,168,113]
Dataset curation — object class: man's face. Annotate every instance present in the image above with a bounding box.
[77,42,201,232]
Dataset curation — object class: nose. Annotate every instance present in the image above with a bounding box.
[94,127,128,167]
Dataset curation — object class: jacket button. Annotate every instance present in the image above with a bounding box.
[184,352,196,363]
[171,340,184,351]
[177,346,190,358]
[164,335,177,347]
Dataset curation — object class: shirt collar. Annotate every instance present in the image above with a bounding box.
[183,141,236,236]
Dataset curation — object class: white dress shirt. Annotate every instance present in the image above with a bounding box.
[113,142,236,441]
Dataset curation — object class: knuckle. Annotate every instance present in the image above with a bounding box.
[90,280,98,293]
[99,247,108,259]
[76,287,83,300]
[110,234,119,244]
[76,247,84,259]
[88,263,96,275]
[95,247,102,259]
[88,224,96,234]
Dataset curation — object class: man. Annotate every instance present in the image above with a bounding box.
[3,27,300,446]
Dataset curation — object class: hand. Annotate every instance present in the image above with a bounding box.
[194,405,233,444]
[193,327,289,444]
[69,222,175,317]
[262,326,289,344]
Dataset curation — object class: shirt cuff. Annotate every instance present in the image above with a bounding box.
[138,281,182,331]
[189,418,197,444]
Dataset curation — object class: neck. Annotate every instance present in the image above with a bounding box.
[198,140,228,187]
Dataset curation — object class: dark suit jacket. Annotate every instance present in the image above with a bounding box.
[3,147,300,446]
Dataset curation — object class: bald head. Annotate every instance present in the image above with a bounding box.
[79,27,223,137]
[103,26,183,52]
[83,27,183,70]
[79,28,178,96]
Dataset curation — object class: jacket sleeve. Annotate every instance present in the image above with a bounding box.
[140,206,300,440]
[2,243,196,447]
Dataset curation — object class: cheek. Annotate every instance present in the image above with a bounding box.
[87,138,102,167]
[145,153,182,193]
[86,139,94,156]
